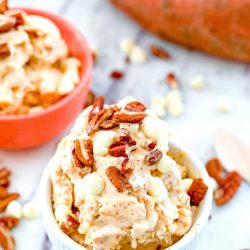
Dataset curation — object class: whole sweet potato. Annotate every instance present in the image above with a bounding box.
[111,0,250,62]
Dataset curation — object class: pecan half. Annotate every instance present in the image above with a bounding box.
[112,111,146,123]
[145,149,163,165]
[0,168,11,188]
[110,70,124,79]
[72,149,84,168]
[99,119,119,130]
[6,10,26,26]
[125,101,146,112]
[166,72,178,88]
[0,217,19,229]
[0,16,16,33]
[109,141,128,157]
[0,43,10,59]
[121,158,135,175]
[214,171,242,206]
[60,215,79,235]
[150,44,170,59]
[74,139,94,166]
[0,0,8,14]
[0,187,8,199]
[206,158,223,185]
[87,108,114,136]
[88,96,105,121]
[0,226,15,250]
[0,193,19,212]
[106,166,131,192]
[84,90,95,108]
[188,178,208,206]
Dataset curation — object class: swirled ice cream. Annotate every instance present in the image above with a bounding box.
[50,97,207,250]
[0,7,80,115]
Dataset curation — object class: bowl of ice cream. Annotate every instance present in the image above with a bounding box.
[0,6,92,149]
[40,97,212,250]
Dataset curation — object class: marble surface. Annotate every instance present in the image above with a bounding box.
[1,0,250,249]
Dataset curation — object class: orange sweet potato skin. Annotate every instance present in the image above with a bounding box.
[111,0,250,62]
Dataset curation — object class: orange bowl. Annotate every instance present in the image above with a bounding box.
[0,8,93,149]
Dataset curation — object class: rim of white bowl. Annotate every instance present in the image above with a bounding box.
[40,140,213,250]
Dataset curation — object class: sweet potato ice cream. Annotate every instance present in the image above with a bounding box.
[0,6,80,115]
[50,97,208,250]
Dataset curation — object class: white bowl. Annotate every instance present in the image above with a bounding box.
[40,141,213,250]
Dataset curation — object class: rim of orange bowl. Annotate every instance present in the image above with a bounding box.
[0,7,93,121]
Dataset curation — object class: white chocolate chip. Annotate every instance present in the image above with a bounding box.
[57,77,75,95]
[6,200,22,219]
[182,178,193,192]
[55,204,71,222]
[93,142,108,156]
[189,75,205,90]
[120,123,139,134]
[22,201,40,219]
[165,89,184,117]
[216,96,232,113]
[209,177,218,192]
[150,96,166,118]
[78,221,90,234]
[147,176,168,202]
[94,131,116,148]
[75,173,105,197]
[129,46,147,64]
[0,87,14,107]
[156,154,176,173]
[119,38,135,54]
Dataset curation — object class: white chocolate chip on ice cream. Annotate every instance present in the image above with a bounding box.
[157,154,176,173]
[55,204,72,222]
[182,178,193,192]
[74,173,105,197]
[147,176,168,203]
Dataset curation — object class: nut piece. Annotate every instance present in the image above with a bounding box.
[110,70,124,80]
[99,120,119,130]
[125,101,146,112]
[121,158,135,175]
[0,16,16,33]
[0,193,20,212]
[150,44,170,59]
[166,72,178,89]
[145,149,163,165]
[214,171,242,206]
[206,158,223,185]
[0,216,19,229]
[84,90,95,108]
[112,111,146,123]
[88,96,105,121]
[60,214,79,235]
[0,43,10,59]
[109,141,128,157]
[0,0,8,14]
[74,139,94,166]
[106,166,131,192]
[188,178,208,206]
[0,226,15,250]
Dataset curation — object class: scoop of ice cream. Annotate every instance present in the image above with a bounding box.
[50,97,193,250]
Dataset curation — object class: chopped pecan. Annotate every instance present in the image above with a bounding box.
[166,72,178,88]
[106,166,131,192]
[0,43,10,59]
[0,226,15,250]
[0,217,19,229]
[110,70,124,79]
[188,178,208,206]
[148,141,157,151]
[99,119,119,130]
[206,158,223,185]
[88,96,105,121]
[124,101,146,112]
[121,158,135,175]
[0,168,11,180]
[0,0,8,14]
[112,111,146,123]
[214,171,242,206]
[150,44,170,59]
[84,90,95,108]
[60,215,79,235]
[145,149,163,165]
[6,10,26,26]
[87,108,114,136]
[40,93,61,107]
[0,187,8,199]
[0,193,19,212]
[74,139,94,166]
[109,141,128,157]
[0,16,16,33]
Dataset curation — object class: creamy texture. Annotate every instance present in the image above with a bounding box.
[0,10,80,115]
[50,97,194,250]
